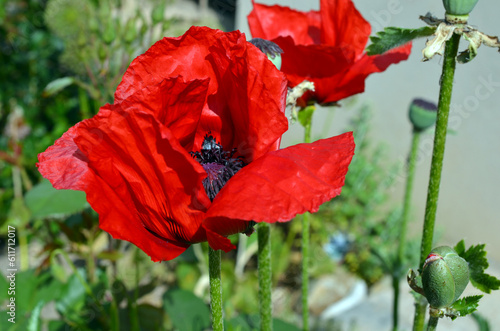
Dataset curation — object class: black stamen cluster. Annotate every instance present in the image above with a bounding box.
[191,134,245,201]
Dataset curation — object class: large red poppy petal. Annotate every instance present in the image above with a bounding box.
[86,171,191,262]
[37,111,192,262]
[248,1,321,45]
[319,0,371,57]
[115,26,236,102]
[312,43,413,104]
[205,132,355,223]
[78,107,210,238]
[207,41,288,161]
[275,36,353,80]
[114,26,242,150]
[119,76,211,150]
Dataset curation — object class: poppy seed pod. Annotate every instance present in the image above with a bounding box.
[442,0,479,16]
[422,246,469,308]
[409,98,437,132]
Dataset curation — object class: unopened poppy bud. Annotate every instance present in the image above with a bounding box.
[249,38,283,70]
[443,0,479,23]
[409,98,437,132]
[422,246,469,308]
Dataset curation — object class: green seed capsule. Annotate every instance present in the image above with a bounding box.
[442,0,479,16]
[422,246,469,308]
[408,98,437,132]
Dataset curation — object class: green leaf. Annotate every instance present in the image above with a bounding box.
[25,179,88,219]
[42,77,75,97]
[449,295,482,320]
[455,241,500,293]
[225,315,253,331]
[225,315,301,331]
[273,318,301,331]
[55,269,88,325]
[366,26,435,55]
[136,304,164,331]
[163,289,210,331]
[27,300,44,331]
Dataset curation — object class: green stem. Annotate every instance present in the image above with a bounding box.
[413,298,427,331]
[302,213,310,331]
[258,222,272,331]
[393,130,421,331]
[427,316,439,331]
[399,130,421,262]
[392,275,400,331]
[209,247,224,331]
[19,232,29,271]
[300,105,314,331]
[130,246,140,331]
[110,296,119,331]
[413,33,461,331]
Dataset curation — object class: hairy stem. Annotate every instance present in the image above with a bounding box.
[258,222,273,331]
[302,212,310,331]
[209,247,224,331]
[413,33,461,331]
[301,105,314,331]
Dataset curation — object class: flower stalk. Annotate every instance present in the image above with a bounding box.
[300,104,315,331]
[413,33,461,331]
[302,212,310,331]
[258,222,273,331]
[393,129,421,331]
[209,247,224,331]
[427,316,439,331]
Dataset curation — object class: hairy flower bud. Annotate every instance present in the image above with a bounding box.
[422,246,469,308]
[409,98,437,132]
[442,0,479,17]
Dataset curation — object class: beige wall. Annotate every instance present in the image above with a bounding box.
[236,0,500,260]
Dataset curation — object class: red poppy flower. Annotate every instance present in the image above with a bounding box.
[37,26,355,262]
[248,0,413,105]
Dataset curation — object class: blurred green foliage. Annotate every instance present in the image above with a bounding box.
[315,107,420,287]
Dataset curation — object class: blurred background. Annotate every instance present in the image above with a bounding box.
[1,0,499,330]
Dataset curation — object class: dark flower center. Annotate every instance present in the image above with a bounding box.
[191,134,245,202]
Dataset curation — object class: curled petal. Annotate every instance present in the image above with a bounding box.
[206,132,355,223]
[319,0,371,57]
[248,0,321,45]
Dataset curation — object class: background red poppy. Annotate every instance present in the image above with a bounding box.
[248,0,412,105]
